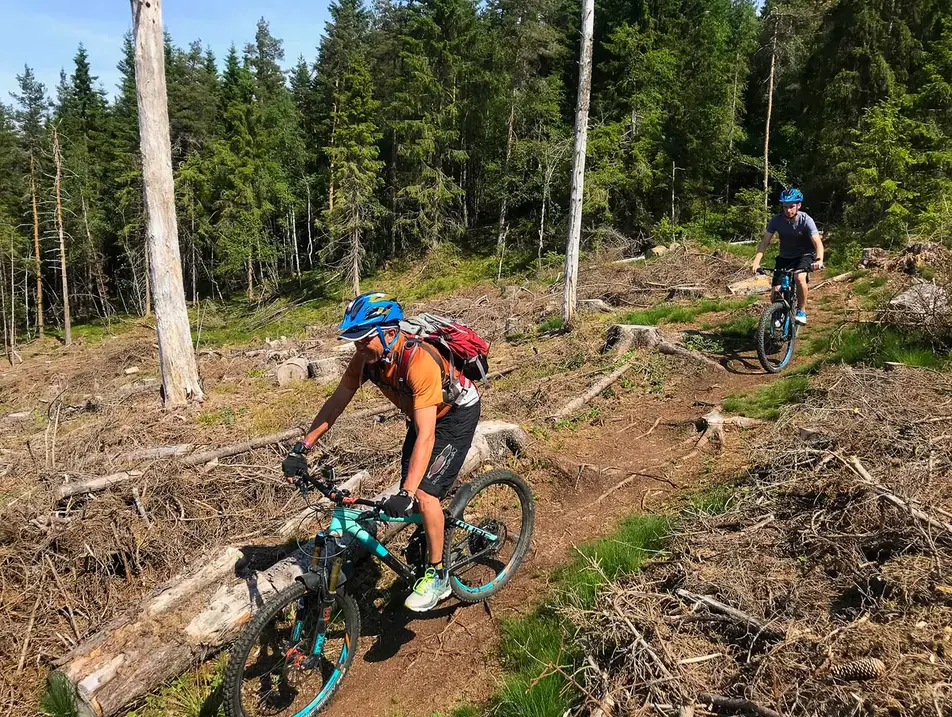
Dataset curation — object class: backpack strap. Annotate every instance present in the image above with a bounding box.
[397,339,459,404]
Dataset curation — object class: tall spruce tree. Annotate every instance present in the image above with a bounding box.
[320,0,385,294]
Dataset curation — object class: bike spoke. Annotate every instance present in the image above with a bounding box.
[237,597,349,716]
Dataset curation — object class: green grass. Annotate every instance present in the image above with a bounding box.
[687,483,738,515]
[481,512,670,717]
[703,312,759,338]
[126,656,226,717]
[41,673,79,717]
[619,296,756,326]
[537,315,564,334]
[722,374,812,421]
[556,514,671,609]
[814,325,947,370]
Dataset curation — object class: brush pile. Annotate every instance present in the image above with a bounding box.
[568,365,952,716]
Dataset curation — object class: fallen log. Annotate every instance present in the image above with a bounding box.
[548,358,640,421]
[180,427,303,466]
[697,693,781,717]
[54,471,144,501]
[56,429,306,499]
[121,445,194,462]
[51,421,528,717]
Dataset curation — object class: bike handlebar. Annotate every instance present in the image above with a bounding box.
[291,465,387,511]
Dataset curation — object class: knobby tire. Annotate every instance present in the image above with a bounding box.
[222,582,360,717]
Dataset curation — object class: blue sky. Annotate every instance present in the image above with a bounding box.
[0,0,333,104]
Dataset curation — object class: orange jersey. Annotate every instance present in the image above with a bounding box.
[341,333,453,416]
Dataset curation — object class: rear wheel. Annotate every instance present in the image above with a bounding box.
[444,469,534,603]
[756,301,797,373]
[222,582,360,717]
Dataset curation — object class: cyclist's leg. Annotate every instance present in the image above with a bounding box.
[401,402,482,564]
[794,253,814,311]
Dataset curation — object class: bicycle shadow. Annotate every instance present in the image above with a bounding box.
[680,329,764,375]
[356,561,462,663]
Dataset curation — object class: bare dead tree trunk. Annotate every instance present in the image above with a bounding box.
[0,253,9,365]
[305,178,314,267]
[143,250,151,317]
[562,0,594,328]
[30,154,44,338]
[246,256,253,301]
[52,125,71,345]
[9,230,15,350]
[291,206,300,278]
[349,213,361,297]
[131,0,204,405]
[496,91,517,260]
[763,28,777,209]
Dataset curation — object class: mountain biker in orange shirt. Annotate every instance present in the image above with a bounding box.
[282,293,481,612]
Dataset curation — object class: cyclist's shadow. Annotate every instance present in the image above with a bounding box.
[357,561,459,663]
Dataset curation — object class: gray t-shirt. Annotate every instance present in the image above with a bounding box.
[766,211,819,259]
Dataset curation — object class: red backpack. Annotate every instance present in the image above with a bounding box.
[396,313,490,401]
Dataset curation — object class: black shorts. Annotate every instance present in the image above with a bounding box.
[401,401,481,499]
[773,254,814,287]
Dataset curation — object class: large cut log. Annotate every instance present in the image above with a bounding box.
[51,421,528,717]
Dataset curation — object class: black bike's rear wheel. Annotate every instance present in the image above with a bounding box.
[223,582,360,717]
[756,301,797,373]
[444,469,534,603]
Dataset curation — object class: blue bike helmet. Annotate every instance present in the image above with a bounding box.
[780,188,804,204]
[338,292,404,343]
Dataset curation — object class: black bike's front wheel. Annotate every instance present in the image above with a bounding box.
[222,582,360,717]
[756,301,797,373]
[444,469,534,603]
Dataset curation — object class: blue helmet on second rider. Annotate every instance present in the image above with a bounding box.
[780,188,804,204]
[338,292,404,346]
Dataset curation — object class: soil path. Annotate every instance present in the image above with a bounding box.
[324,290,844,717]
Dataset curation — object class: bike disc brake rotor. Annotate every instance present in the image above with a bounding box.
[468,518,506,556]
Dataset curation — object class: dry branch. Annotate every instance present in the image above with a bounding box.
[51,421,527,717]
[675,589,783,640]
[697,693,781,717]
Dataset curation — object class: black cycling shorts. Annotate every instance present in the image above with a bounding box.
[773,254,814,287]
[401,401,481,499]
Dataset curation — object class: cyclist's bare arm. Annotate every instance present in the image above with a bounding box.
[810,232,825,269]
[752,230,775,272]
[302,383,358,446]
[403,405,437,496]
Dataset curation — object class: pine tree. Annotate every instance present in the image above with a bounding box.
[386,0,479,248]
[212,47,262,298]
[11,66,49,334]
[320,0,385,295]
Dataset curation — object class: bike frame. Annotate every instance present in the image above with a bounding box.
[324,504,501,581]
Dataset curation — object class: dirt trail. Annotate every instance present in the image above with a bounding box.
[323,291,846,717]
[0,251,851,716]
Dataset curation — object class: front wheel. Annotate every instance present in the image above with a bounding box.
[756,301,797,373]
[444,468,535,603]
[222,581,360,717]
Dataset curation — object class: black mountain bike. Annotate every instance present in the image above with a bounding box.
[222,463,535,716]
[755,267,811,373]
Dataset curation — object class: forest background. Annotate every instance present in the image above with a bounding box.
[1,0,950,338]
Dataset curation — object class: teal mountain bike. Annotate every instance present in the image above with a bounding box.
[222,463,535,716]
[755,267,810,373]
